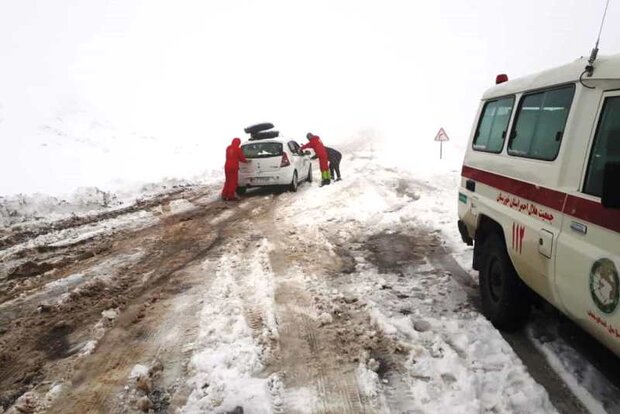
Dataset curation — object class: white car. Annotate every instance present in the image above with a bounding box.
[237,138,313,194]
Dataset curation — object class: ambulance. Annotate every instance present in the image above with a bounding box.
[457,54,620,356]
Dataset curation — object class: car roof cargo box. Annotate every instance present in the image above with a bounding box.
[244,123,274,134]
[249,130,280,141]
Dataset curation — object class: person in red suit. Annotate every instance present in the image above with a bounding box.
[300,132,331,186]
[222,137,250,201]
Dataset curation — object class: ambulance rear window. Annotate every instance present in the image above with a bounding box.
[473,96,514,153]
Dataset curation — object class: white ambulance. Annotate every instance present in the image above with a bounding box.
[457,54,620,356]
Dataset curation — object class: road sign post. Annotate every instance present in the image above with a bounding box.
[434,128,450,159]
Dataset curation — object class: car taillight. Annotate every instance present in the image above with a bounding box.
[280,153,290,167]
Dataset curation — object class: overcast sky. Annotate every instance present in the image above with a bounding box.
[1,0,619,194]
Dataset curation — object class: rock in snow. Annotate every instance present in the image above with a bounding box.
[413,319,432,332]
[318,312,333,326]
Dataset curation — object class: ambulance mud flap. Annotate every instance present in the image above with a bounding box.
[458,220,473,246]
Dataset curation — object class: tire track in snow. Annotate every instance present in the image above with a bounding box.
[273,279,372,413]
[5,195,273,413]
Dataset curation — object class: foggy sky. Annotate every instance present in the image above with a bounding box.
[1,0,619,194]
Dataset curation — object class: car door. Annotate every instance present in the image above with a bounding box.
[555,91,620,355]
[288,141,308,176]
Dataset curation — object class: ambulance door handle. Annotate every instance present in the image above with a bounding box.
[466,180,476,192]
[538,229,553,259]
[570,221,587,234]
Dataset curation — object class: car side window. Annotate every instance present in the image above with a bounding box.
[473,96,514,153]
[288,141,300,154]
[508,85,575,161]
[584,96,620,197]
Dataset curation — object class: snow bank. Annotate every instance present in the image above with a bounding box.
[0,174,220,229]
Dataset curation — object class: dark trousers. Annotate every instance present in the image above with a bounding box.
[329,157,341,180]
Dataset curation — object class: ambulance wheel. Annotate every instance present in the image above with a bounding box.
[236,187,246,195]
[306,165,313,183]
[479,233,530,330]
[289,171,298,192]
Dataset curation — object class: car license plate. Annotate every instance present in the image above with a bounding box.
[252,177,270,183]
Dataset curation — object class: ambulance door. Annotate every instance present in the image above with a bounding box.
[556,92,620,355]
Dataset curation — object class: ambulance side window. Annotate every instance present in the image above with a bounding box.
[473,96,514,153]
[584,96,620,197]
[508,85,575,161]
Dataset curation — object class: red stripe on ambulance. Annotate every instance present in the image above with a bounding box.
[462,165,620,234]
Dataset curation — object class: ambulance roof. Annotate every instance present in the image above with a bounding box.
[482,53,620,99]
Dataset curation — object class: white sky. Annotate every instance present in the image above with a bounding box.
[1,0,619,195]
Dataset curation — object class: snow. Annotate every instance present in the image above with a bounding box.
[0,210,153,264]
[129,364,150,380]
[399,315,554,413]
[2,135,612,412]
[0,101,227,197]
[527,320,619,414]
[182,240,278,413]
[168,198,196,214]
[0,178,215,230]
[178,139,559,413]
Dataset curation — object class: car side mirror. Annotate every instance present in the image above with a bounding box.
[602,162,620,208]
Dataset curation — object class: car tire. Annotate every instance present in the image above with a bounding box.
[236,186,246,195]
[306,164,313,183]
[244,122,274,134]
[289,171,298,192]
[250,130,279,140]
[479,232,530,330]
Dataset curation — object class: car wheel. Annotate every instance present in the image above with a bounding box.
[306,164,313,183]
[244,122,274,134]
[289,171,298,192]
[479,233,530,330]
[236,186,246,195]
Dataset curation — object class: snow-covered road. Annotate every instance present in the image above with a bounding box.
[0,152,618,413]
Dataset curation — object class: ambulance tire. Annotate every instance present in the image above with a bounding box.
[479,233,530,331]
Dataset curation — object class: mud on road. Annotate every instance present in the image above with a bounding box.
[2,175,615,413]
[0,187,271,412]
[0,181,457,413]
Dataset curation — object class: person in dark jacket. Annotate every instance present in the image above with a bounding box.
[300,133,331,186]
[325,146,342,181]
[221,137,250,201]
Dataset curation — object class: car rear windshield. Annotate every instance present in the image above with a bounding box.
[241,142,283,159]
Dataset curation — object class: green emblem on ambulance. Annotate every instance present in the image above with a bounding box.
[589,258,619,314]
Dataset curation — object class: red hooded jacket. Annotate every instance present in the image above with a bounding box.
[225,138,247,170]
[300,135,328,160]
